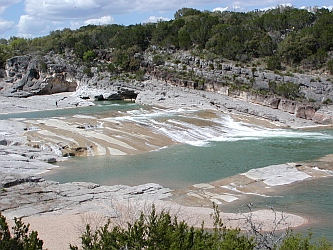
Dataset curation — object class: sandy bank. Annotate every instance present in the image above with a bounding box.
[8,199,307,250]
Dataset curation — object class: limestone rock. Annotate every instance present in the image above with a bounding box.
[1,54,78,97]
[278,99,297,114]
[0,174,172,218]
[312,106,333,124]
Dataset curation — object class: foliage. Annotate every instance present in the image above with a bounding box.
[83,50,96,62]
[328,59,333,74]
[152,55,165,66]
[0,208,332,250]
[70,204,255,250]
[277,230,332,250]
[267,55,282,70]
[0,6,333,74]
[0,213,43,250]
[323,98,332,105]
[0,44,10,67]
[269,81,301,99]
[83,67,93,76]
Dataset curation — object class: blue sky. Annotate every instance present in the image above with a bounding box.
[0,0,332,39]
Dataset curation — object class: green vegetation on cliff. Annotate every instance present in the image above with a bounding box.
[0,6,333,74]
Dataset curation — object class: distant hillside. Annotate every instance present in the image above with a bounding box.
[0,6,333,74]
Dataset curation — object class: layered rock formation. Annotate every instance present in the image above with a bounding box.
[0,53,140,101]
[145,53,333,125]
[1,51,332,125]
[1,55,77,97]
[0,173,172,218]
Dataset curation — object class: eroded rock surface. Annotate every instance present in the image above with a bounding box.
[0,173,172,218]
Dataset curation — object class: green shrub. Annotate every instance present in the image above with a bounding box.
[327,59,333,75]
[268,81,301,100]
[323,98,332,105]
[267,55,282,71]
[0,213,43,250]
[70,204,255,250]
[83,50,96,62]
[83,67,93,77]
[277,230,332,250]
[152,55,165,66]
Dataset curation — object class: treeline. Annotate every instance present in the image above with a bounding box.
[1,6,333,73]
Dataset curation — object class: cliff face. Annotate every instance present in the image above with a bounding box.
[149,69,332,125]
[146,55,333,125]
[0,54,77,97]
[0,51,332,125]
[0,53,141,101]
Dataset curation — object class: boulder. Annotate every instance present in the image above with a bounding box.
[295,105,316,120]
[312,106,333,124]
[278,99,297,114]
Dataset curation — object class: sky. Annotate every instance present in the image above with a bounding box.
[0,0,332,39]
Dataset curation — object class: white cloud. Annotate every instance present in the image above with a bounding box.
[213,7,229,12]
[17,15,50,37]
[84,15,114,25]
[142,16,171,23]
[70,21,84,30]
[24,0,133,20]
[0,18,15,35]
[322,6,333,10]
[0,0,21,13]
[260,6,275,11]
[278,3,293,7]
[69,16,114,30]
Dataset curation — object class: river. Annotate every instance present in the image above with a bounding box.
[4,100,333,241]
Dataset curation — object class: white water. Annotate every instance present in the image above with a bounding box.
[112,107,332,146]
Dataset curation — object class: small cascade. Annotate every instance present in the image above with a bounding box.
[24,125,40,131]
[111,107,333,146]
[40,143,63,156]
[97,121,104,128]
[86,145,95,156]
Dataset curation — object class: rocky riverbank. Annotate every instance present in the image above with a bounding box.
[135,80,327,129]
[0,78,332,248]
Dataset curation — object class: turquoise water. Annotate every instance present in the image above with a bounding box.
[0,100,141,120]
[221,176,333,241]
[47,137,333,189]
[9,101,332,241]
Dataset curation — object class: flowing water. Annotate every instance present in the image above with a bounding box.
[4,101,333,241]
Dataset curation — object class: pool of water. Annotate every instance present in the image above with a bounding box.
[47,136,333,189]
[0,100,141,120]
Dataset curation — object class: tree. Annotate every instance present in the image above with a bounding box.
[178,27,192,49]
[269,81,301,100]
[8,37,29,55]
[0,213,43,250]
[174,8,201,19]
[267,55,282,70]
[83,50,96,63]
[327,59,333,75]
[0,44,10,68]
[278,230,332,250]
[278,33,317,66]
